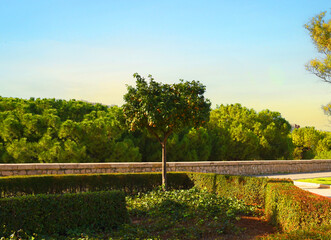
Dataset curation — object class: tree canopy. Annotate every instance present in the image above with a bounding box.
[292,127,331,159]
[123,74,211,136]
[208,104,292,160]
[0,97,141,163]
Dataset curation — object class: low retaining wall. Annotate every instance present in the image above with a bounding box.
[0,159,330,177]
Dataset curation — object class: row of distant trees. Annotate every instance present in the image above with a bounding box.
[0,96,329,164]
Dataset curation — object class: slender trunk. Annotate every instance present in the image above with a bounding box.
[147,128,172,191]
[161,141,167,191]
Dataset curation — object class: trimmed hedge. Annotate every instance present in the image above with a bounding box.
[0,190,128,236]
[186,173,272,206]
[0,172,284,206]
[265,182,331,231]
[0,172,193,197]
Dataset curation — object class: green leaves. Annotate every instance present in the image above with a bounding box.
[123,73,211,141]
[305,11,331,83]
[291,127,331,159]
[125,187,255,238]
[0,190,128,237]
[123,73,211,189]
[1,89,329,164]
[0,97,133,163]
[208,104,292,160]
[108,139,142,162]
[265,182,331,233]
[167,127,212,161]
[305,11,330,123]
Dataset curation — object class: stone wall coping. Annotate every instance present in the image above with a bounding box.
[0,159,330,177]
[167,160,331,166]
[0,159,330,171]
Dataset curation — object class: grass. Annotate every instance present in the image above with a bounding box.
[2,187,257,239]
[296,177,331,185]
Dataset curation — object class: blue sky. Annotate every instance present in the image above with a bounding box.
[0,0,330,130]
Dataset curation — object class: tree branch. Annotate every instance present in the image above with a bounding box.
[147,126,162,144]
[164,129,173,143]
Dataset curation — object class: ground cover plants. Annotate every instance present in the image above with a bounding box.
[116,187,257,239]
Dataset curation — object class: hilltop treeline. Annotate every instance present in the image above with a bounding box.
[0,97,329,163]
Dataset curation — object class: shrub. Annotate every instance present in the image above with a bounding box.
[265,182,331,231]
[0,172,193,197]
[0,190,128,236]
[186,172,288,206]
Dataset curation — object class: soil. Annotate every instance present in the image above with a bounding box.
[220,215,278,240]
[131,214,279,240]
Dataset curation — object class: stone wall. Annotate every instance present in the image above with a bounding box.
[0,160,330,177]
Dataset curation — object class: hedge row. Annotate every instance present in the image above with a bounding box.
[186,172,273,206]
[0,172,290,206]
[0,172,279,206]
[0,190,128,236]
[0,172,193,197]
[265,182,331,231]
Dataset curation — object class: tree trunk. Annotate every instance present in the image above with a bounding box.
[161,141,167,191]
[147,128,172,191]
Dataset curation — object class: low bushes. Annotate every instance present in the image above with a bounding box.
[186,173,272,206]
[0,172,276,206]
[0,190,128,236]
[0,172,193,197]
[265,182,331,231]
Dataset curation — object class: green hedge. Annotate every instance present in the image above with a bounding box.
[265,182,331,231]
[0,172,281,206]
[0,172,193,197]
[186,173,273,206]
[0,190,128,236]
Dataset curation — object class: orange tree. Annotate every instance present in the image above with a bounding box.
[123,73,211,190]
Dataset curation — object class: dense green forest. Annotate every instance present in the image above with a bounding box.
[0,96,330,163]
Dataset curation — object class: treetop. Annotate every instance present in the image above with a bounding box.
[123,73,211,141]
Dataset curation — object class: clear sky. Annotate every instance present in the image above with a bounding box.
[0,0,330,131]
